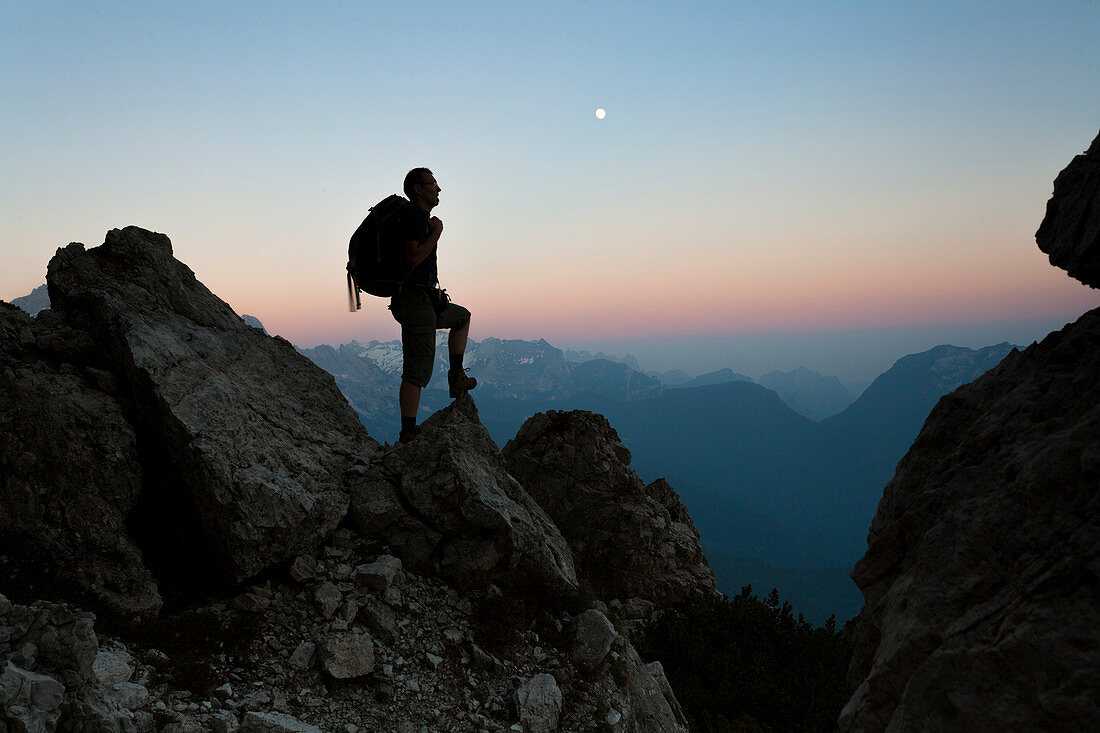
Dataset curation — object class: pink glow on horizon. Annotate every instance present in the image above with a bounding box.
[241,265,1096,348]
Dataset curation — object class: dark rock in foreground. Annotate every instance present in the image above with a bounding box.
[1036,128,1100,289]
[504,409,716,604]
[841,132,1100,730]
[0,303,160,616]
[45,227,378,587]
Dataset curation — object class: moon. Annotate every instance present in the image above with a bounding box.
[595,108,606,120]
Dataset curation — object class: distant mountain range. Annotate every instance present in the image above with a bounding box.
[290,326,1014,622]
[10,286,1016,622]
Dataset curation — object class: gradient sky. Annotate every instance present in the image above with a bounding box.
[3,1,1098,384]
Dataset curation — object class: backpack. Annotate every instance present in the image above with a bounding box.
[346,194,413,310]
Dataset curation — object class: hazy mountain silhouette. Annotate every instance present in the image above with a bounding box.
[670,367,754,389]
[10,284,49,316]
[650,368,693,386]
[757,367,854,421]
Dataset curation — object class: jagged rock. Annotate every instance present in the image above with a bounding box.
[0,660,66,732]
[570,610,616,672]
[513,673,562,733]
[503,410,716,603]
[1036,128,1100,288]
[643,661,689,730]
[0,302,161,617]
[210,709,241,733]
[288,556,317,584]
[313,582,342,619]
[583,632,689,733]
[841,306,1100,731]
[287,642,315,671]
[1,599,98,684]
[353,555,402,592]
[241,711,322,733]
[317,632,374,679]
[346,396,577,595]
[92,647,135,686]
[0,596,143,731]
[356,597,397,646]
[43,227,378,586]
[109,680,149,709]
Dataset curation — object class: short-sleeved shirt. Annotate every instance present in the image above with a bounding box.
[395,205,437,289]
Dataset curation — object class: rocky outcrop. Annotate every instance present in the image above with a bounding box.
[0,302,160,616]
[42,227,377,586]
[503,410,716,603]
[1036,128,1100,288]
[2,226,694,730]
[346,396,578,595]
[841,135,1100,730]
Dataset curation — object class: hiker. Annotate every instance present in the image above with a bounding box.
[390,167,476,443]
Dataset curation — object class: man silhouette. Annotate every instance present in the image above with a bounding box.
[389,167,476,443]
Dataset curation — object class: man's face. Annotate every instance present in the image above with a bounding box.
[415,175,441,209]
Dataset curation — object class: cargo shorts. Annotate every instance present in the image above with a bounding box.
[389,288,471,388]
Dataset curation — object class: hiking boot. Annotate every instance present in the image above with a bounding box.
[448,368,477,398]
[398,426,420,444]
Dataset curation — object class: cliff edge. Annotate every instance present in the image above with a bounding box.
[841,130,1100,730]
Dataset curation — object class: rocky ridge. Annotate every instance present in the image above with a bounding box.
[503,410,716,606]
[2,226,702,731]
[840,129,1100,729]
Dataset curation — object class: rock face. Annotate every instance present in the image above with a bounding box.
[1,227,378,610]
[1036,128,1100,288]
[503,410,716,603]
[43,227,376,586]
[0,303,160,616]
[347,396,578,595]
[841,137,1100,730]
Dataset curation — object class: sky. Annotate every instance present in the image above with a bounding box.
[2,0,1098,386]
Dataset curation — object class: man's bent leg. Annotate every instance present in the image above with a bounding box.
[439,306,476,398]
[449,314,469,356]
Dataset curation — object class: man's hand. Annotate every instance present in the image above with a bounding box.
[405,217,444,267]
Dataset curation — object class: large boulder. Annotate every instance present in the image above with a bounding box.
[346,395,577,595]
[841,130,1100,731]
[43,227,377,586]
[0,303,160,616]
[503,410,716,603]
[840,308,1100,729]
[1036,128,1100,288]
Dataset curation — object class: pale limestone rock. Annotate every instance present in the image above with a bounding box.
[514,673,563,733]
[241,711,323,733]
[353,555,402,592]
[318,632,374,679]
[570,610,615,672]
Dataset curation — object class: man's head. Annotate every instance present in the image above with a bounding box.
[404,167,441,211]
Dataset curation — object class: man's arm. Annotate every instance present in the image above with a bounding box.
[404,216,443,267]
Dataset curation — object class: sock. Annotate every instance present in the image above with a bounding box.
[450,353,464,372]
[401,416,416,434]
